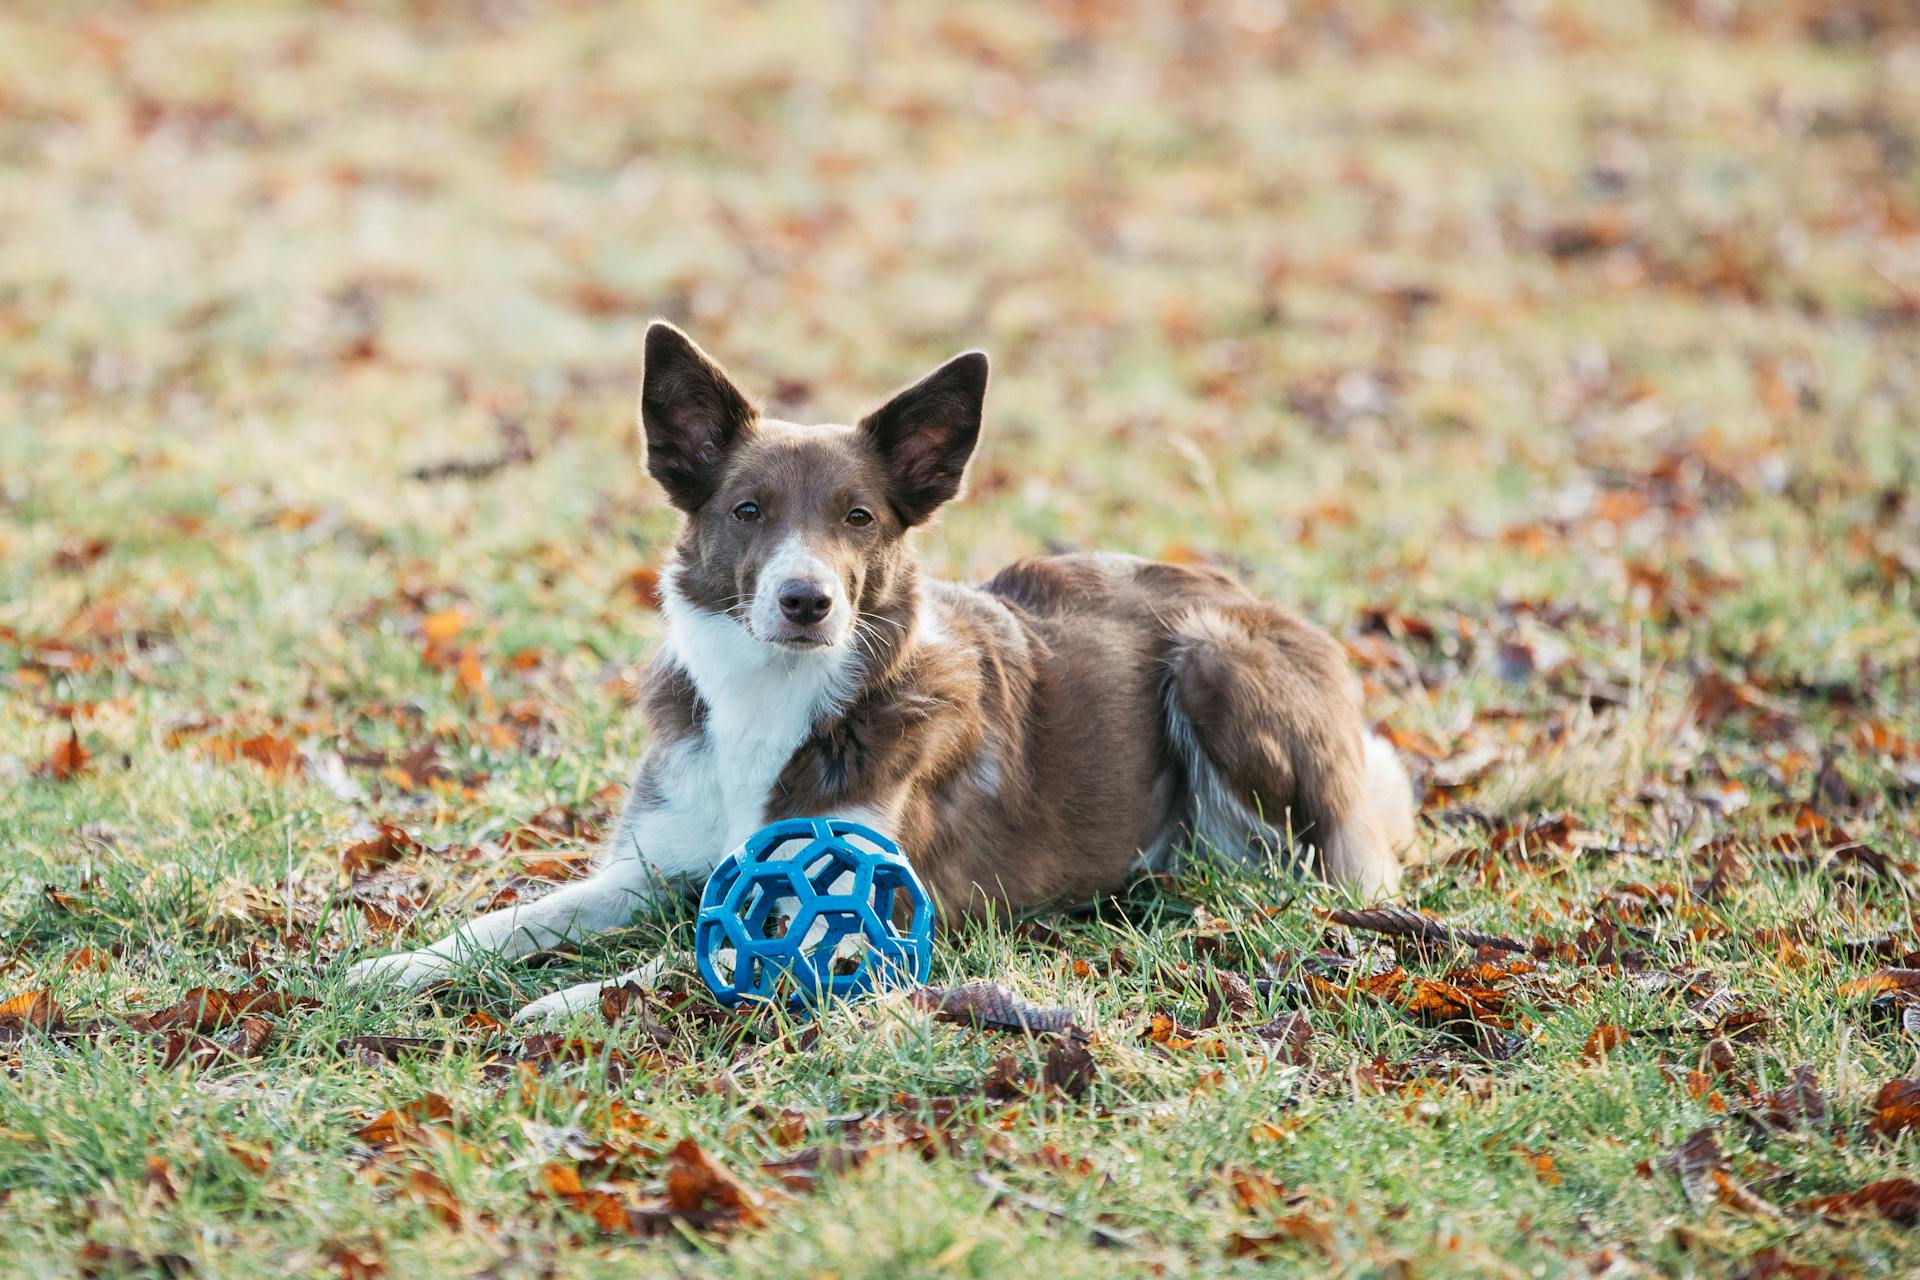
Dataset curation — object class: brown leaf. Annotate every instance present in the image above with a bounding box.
[1041,1037,1098,1099]
[1227,1211,1336,1259]
[1197,967,1256,1029]
[1798,1177,1920,1226]
[911,983,1080,1036]
[0,988,63,1030]
[1741,1065,1825,1132]
[133,983,314,1034]
[1712,1167,1783,1218]
[540,1162,585,1197]
[401,1169,464,1227]
[144,1156,180,1203]
[324,1240,386,1280]
[355,1092,453,1146]
[1732,1247,1851,1279]
[62,946,114,973]
[1869,1079,1920,1139]
[341,824,417,878]
[38,722,90,782]
[1253,1011,1314,1066]
[1583,1023,1627,1061]
[156,1016,273,1070]
[1664,1126,1723,1205]
[663,1137,762,1226]
[1140,1011,1201,1051]
[208,733,302,777]
[1839,968,1920,999]
[1328,905,1526,954]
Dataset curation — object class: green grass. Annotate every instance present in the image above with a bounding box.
[4,1,1920,1276]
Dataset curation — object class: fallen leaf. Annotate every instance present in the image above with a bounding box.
[355,1092,454,1146]
[1869,1079,1920,1140]
[1583,1023,1628,1061]
[0,989,63,1030]
[1227,1211,1336,1259]
[1664,1126,1723,1205]
[1328,905,1528,954]
[341,824,417,878]
[37,722,90,782]
[664,1137,763,1226]
[1798,1177,1920,1226]
[1253,1012,1314,1066]
[1041,1037,1098,1098]
[911,983,1080,1036]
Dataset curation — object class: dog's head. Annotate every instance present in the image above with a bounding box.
[638,321,986,652]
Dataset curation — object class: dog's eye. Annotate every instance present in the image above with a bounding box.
[846,508,873,528]
[732,501,760,522]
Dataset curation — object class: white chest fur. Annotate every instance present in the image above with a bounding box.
[618,572,860,876]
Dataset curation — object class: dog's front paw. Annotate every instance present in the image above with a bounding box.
[345,950,452,992]
[509,978,612,1026]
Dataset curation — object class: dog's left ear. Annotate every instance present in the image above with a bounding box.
[858,351,988,527]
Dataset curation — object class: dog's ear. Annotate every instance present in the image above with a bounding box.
[637,321,758,511]
[858,350,988,527]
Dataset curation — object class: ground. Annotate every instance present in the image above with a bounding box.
[3,2,1920,1277]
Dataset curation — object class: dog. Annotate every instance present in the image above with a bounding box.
[348,322,1415,1021]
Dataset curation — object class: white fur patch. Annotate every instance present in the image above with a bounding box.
[1156,695,1284,868]
[613,566,861,878]
[748,533,850,646]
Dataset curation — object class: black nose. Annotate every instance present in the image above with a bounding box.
[777,580,833,626]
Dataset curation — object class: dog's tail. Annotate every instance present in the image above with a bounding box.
[1362,732,1418,855]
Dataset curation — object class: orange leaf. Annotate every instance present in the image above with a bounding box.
[62,945,114,973]
[1582,1023,1627,1061]
[419,609,467,644]
[540,1162,585,1197]
[0,988,62,1028]
[341,824,416,878]
[355,1092,454,1146]
[38,722,90,782]
[1869,1079,1920,1140]
[663,1138,762,1225]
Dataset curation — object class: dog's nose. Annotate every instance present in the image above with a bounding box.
[777,580,833,626]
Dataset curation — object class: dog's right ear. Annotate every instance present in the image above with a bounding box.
[637,321,758,511]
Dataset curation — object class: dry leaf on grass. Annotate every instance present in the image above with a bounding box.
[1868,1079,1920,1140]
[911,983,1080,1036]
[1797,1177,1920,1226]
[1327,905,1527,954]
[355,1092,454,1147]
[663,1137,764,1226]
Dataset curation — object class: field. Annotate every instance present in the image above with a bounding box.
[3,2,1920,1276]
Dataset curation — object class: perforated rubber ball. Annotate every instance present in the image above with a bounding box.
[694,817,934,1010]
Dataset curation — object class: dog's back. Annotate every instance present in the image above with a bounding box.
[866,552,1409,915]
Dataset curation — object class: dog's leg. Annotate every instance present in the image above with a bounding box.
[507,954,673,1024]
[1163,603,1404,896]
[345,856,661,992]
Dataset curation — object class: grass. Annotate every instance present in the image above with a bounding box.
[3,1,1920,1276]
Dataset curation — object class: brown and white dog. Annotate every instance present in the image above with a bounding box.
[348,323,1415,1021]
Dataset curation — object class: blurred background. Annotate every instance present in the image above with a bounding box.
[1,0,1916,755]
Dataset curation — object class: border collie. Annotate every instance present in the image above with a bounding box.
[349,323,1415,1020]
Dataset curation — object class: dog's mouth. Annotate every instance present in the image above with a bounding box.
[748,617,843,651]
[769,631,834,650]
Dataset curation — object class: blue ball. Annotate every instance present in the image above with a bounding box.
[694,817,934,1011]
